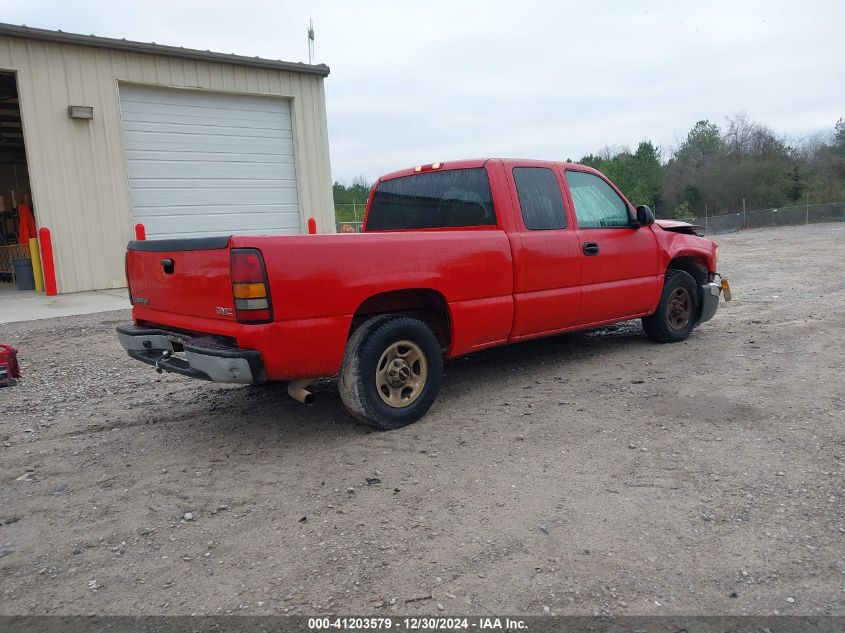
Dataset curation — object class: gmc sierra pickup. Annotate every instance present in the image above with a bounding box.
[118,159,730,429]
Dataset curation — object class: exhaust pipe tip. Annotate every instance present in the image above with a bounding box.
[288,379,316,405]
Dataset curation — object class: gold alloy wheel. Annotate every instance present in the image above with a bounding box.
[667,286,693,331]
[375,340,428,408]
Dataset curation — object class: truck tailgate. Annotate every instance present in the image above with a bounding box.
[126,237,236,322]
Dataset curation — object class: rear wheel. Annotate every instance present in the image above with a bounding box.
[642,269,699,343]
[339,316,443,430]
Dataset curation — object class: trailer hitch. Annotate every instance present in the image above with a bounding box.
[154,350,173,374]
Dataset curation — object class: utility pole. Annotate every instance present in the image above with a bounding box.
[307,19,315,64]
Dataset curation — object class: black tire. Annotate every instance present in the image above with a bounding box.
[642,269,699,343]
[339,316,443,430]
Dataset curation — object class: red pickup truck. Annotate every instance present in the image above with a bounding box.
[118,159,729,429]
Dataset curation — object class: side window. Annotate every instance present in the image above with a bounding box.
[565,171,631,228]
[513,167,567,230]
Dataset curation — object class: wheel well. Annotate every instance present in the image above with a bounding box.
[667,256,708,285]
[350,289,452,350]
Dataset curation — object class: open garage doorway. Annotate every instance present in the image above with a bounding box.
[0,70,36,299]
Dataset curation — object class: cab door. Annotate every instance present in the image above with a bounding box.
[508,165,582,338]
[561,168,659,325]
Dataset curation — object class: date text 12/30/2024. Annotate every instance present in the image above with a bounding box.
[308,617,528,630]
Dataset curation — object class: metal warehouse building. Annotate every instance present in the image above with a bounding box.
[0,23,333,295]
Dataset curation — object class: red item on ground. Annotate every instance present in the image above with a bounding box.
[17,203,36,244]
[0,344,21,386]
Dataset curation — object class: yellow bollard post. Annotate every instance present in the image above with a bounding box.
[28,237,44,293]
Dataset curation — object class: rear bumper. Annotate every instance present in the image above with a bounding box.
[116,324,265,384]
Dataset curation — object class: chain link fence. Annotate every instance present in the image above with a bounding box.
[336,201,845,235]
[335,203,366,233]
[679,201,845,235]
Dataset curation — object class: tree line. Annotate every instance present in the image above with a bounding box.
[580,115,845,218]
[332,177,370,206]
[333,115,845,219]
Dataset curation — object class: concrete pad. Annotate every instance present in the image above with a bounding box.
[0,283,130,324]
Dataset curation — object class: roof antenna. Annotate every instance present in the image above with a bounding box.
[307,19,315,64]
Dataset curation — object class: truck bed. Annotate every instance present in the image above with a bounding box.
[126,230,515,379]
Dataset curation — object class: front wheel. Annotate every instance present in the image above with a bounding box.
[642,269,699,343]
[339,316,443,430]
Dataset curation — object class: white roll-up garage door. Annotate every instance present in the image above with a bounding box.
[119,84,300,240]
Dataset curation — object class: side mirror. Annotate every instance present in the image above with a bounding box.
[635,205,655,227]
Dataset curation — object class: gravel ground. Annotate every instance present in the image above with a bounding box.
[1,223,843,616]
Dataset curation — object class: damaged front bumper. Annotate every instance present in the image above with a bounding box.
[699,275,731,324]
[116,324,265,384]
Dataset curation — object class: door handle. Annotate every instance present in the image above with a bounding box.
[161,258,175,274]
[582,242,599,256]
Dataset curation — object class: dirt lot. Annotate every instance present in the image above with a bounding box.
[1,224,843,616]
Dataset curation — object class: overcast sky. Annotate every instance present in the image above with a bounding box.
[3,1,843,183]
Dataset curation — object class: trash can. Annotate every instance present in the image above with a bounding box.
[12,258,36,291]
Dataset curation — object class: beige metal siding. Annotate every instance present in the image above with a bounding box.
[0,36,334,293]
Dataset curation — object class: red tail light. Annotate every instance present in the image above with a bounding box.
[230,249,272,323]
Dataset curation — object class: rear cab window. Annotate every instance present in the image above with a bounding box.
[512,167,568,230]
[366,168,497,231]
